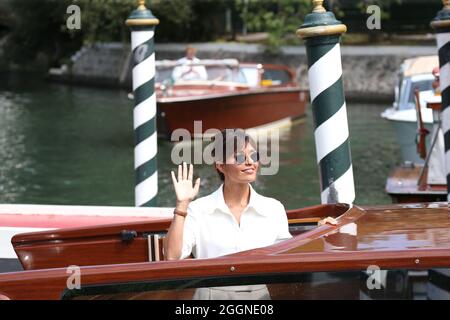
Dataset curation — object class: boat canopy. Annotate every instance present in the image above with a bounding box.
[402,55,439,77]
[155,59,258,86]
[156,59,240,69]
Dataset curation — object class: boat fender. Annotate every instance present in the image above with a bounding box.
[120,230,138,242]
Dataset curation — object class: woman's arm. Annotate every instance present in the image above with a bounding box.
[163,162,200,260]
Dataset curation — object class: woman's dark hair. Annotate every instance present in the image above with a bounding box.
[212,129,257,181]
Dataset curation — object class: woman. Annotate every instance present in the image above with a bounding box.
[164,129,292,262]
[163,129,337,299]
[164,129,293,300]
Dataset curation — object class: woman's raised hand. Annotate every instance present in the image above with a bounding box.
[171,162,201,205]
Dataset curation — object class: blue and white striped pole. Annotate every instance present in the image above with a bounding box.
[126,0,159,206]
[297,0,355,204]
[432,0,450,203]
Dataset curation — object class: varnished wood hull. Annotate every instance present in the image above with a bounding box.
[1,202,450,300]
[10,204,348,271]
[157,88,308,137]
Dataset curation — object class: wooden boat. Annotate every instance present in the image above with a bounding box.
[153,59,308,137]
[0,204,173,271]
[1,202,450,300]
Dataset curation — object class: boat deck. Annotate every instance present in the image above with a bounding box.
[386,164,447,203]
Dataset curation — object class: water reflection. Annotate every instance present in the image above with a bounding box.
[323,223,358,252]
[0,91,32,202]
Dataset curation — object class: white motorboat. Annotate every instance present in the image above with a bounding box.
[381,56,439,164]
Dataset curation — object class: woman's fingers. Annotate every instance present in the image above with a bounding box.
[182,162,188,180]
[318,217,338,226]
[188,164,194,181]
[193,178,201,195]
[327,217,338,225]
[171,171,177,185]
[177,164,182,182]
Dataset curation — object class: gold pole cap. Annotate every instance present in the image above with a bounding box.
[126,0,160,27]
[138,0,147,10]
[296,0,347,39]
[313,0,326,13]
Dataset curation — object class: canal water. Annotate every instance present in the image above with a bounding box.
[0,72,402,209]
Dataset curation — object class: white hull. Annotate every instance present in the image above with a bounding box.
[0,204,173,260]
[381,108,433,164]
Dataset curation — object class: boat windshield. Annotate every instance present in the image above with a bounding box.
[156,64,255,86]
[399,77,434,110]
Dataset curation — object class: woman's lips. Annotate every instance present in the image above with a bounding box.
[241,168,255,174]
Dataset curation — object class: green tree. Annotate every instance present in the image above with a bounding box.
[75,0,195,43]
[3,0,197,68]
[4,0,79,68]
[331,0,403,20]
[73,0,136,43]
[235,0,312,51]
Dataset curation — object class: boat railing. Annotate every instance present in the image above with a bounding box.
[161,79,252,88]
[155,59,240,69]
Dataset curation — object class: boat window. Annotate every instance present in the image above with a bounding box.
[62,267,450,300]
[262,68,292,86]
[239,67,259,87]
[400,79,434,110]
[206,66,247,83]
[156,65,249,84]
[155,68,173,84]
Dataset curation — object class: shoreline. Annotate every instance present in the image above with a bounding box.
[46,42,438,103]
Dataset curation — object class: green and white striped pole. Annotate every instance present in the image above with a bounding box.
[297,0,355,204]
[431,0,450,204]
[126,0,159,207]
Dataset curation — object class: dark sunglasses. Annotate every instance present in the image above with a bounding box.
[234,151,260,165]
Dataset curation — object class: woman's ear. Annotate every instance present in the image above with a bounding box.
[215,162,225,175]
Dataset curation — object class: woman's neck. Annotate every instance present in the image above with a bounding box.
[222,182,250,208]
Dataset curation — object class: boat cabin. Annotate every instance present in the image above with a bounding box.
[155,59,298,93]
[394,55,438,111]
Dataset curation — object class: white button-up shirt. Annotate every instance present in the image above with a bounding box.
[172,57,208,81]
[181,184,292,259]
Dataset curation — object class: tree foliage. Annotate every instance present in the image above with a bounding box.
[236,0,312,48]
[4,0,78,67]
[1,0,444,68]
[74,0,196,43]
[334,0,403,20]
[2,0,191,66]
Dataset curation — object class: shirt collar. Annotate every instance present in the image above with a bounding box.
[211,183,268,216]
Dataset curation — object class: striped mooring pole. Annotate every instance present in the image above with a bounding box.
[297,0,355,204]
[432,0,450,204]
[126,0,159,207]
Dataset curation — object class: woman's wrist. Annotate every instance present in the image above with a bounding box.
[175,200,190,212]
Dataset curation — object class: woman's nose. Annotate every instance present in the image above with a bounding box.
[245,154,254,165]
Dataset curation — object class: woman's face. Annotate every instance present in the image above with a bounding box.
[216,143,259,184]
